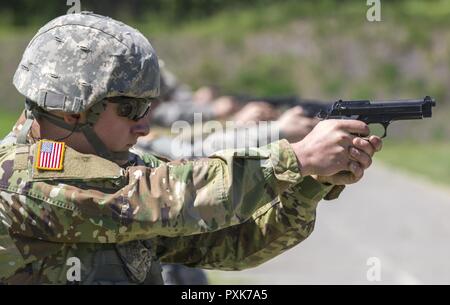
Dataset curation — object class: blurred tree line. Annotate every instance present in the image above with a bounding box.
[0,0,356,26]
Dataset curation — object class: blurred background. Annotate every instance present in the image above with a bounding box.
[0,0,449,284]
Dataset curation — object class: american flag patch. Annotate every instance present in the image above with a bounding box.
[35,140,65,171]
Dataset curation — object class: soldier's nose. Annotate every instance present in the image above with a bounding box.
[132,119,150,136]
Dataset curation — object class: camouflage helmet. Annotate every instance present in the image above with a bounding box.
[13,11,160,114]
[14,12,160,162]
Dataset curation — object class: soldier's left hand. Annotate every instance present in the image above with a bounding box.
[313,135,383,185]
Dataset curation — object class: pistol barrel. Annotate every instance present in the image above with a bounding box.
[319,96,436,121]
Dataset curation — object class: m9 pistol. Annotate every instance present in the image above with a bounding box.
[317,96,436,138]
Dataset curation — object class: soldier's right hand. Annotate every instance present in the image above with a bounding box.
[291,120,373,178]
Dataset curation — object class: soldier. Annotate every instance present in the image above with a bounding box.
[151,61,240,127]
[0,12,382,284]
[138,65,318,160]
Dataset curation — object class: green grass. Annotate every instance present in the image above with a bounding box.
[0,112,19,140]
[377,140,450,187]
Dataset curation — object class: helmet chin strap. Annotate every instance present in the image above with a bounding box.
[18,100,130,163]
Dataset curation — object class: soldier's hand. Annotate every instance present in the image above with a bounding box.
[312,135,382,185]
[211,96,240,119]
[277,106,319,142]
[291,120,382,182]
[232,101,279,125]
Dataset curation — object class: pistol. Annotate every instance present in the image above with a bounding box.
[317,96,436,137]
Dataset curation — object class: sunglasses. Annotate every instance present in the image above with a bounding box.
[107,97,154,121]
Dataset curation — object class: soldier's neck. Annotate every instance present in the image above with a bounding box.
[34,120,95,155]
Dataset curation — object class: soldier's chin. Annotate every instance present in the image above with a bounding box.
[115,144,133,150]
[112,149,131,165]
[110,146,132,154]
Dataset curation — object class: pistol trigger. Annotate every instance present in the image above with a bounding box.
[381,122,390,138]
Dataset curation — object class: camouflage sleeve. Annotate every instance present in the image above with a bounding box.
[0,139,302,244]
[155,176,334,270]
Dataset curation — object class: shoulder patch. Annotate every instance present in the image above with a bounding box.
[34,140,65,171]
[32,143,124,181]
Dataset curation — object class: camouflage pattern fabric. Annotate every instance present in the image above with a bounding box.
[0,11,341,284]
[0,130,336,283]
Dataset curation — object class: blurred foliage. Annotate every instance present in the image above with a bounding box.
[2,0,450,28]
[226,56,297,96]
[0,0,351,27]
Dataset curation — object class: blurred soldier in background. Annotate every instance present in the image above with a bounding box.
[150,60,239,127]
[136,63,320,160]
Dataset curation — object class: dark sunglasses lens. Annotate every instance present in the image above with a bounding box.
[135,104,150,120]
[117,103,133,117]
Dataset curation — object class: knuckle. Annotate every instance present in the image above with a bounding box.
[359,138,371,150]
[336,146,346,155]
[353,137,362,146]
[330,120,343,129]
[336,132,350,143]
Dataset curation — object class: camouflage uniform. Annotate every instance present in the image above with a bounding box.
[0,121,340,284]
[0,12,342,284]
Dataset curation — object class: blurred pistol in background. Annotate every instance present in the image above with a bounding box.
[317,96,436,138]
[233,95,331,118]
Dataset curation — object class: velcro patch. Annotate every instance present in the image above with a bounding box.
[34,140,66,171]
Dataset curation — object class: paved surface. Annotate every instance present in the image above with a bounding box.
[206,161,450,284]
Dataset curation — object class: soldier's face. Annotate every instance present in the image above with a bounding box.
[93,102,151,152]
